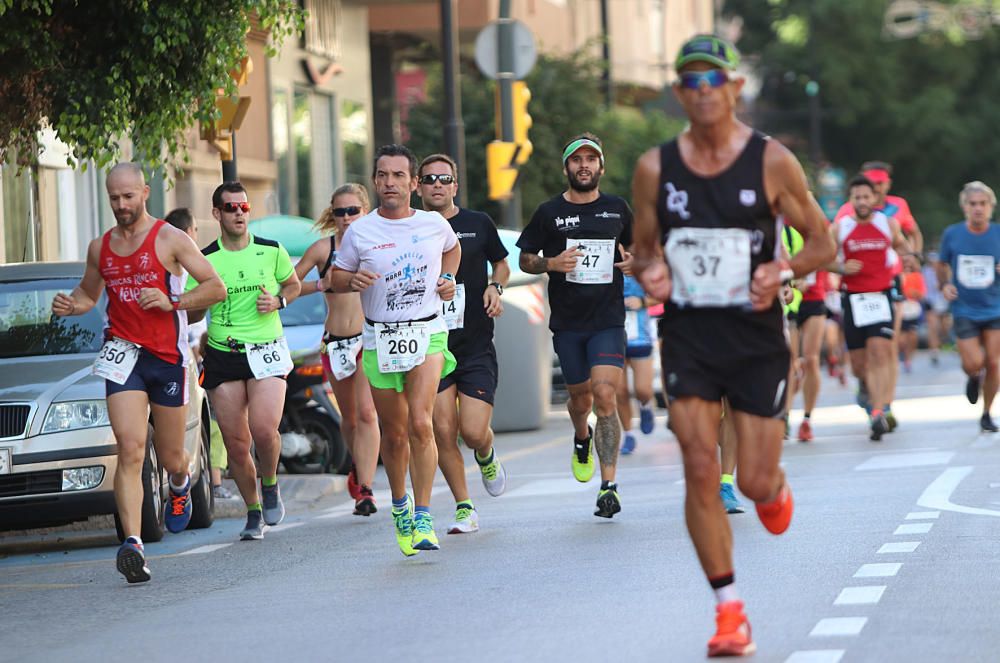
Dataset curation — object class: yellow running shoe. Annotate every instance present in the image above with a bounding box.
[392,494,418,557]
[412,511,440,551]
[571,427,595,483]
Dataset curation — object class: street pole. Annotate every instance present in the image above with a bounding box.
[222,133,238,182]
[498,0,519,228]
[440,0,468,207]
[600,0,612,108]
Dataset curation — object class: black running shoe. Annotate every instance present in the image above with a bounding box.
[116,538,151,583]
[594,481,621,518]
[967,373,982,405]
[870,414,889,442]
[980,413,998,433]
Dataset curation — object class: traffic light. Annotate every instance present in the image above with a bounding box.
[487,141,519,200]
[201,56,253,161]
[511,81,532,165]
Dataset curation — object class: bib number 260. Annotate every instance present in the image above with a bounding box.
[387,338,419,355]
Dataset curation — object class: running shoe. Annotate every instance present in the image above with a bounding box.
[261,482,285,526]
[392,495,418,557]
[476,449,508,497]
[639,406,655,435]
[594,481,621,518]
[797,419,813,443]
[354,485,377,516]
[755,484,793,535]
[448,503,479,534]
[240,509,265,541]
[621,432,637,455]
[164,478,192,533]
[212,484,234,500]
[572,427,596,483]
[116,537,151,584]
[981,413,999,433]
[886,410,897,432]
[967,373,982,405]
[707,601,756,657]
[870,413,889,441]
[347,464,361,501]
[412,511,440,551]
[856,384,871,413]
[720,483,744,514]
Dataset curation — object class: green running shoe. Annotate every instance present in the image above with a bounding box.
[476,449,507,497]
[572,427,595,483]
[412,511,440,551]
[392,494,418,557]
[595,481,621,518]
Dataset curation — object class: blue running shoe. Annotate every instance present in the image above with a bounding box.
[720,483,744,514]
[621,433,637,455]
[261,482,285,526]
[116,538,151,583]
[164,478,192,533]
[639,406,655,435]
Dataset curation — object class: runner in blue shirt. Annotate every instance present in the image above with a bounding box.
[615,275,656,454]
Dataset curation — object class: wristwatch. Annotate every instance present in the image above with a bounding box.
[441,272,455,282]
[278,295,287,310]
[169,294,181,310]
[489,281,504,296]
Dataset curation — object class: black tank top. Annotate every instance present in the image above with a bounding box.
[319,236,336,293]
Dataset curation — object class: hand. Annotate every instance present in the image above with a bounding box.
[484,286,503,318]
[781,285,796,305]
[548,247,583,273]
[750,260,784,312]
[941,283,958,301]
[436,277,456,301]
[138,288,172,312]
[256,286,280,314]
[842,259,863,275]
[317,271,334,293]
[624,296,643,311]
[637,261,671,302]
[615,250,634,276]
[52,292,76,317]
[350,269,379,292]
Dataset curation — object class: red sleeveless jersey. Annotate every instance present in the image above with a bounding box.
[99,219,188,365]
[838,212,894,294]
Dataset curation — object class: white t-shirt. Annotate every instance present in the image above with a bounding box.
[334,208,458,349]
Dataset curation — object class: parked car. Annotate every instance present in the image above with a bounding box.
[0,262,214,541]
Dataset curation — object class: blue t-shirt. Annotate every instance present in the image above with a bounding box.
[623,275,652,347]
[939,221,1000,321]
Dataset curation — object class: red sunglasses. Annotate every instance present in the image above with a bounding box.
[220,201,251,213]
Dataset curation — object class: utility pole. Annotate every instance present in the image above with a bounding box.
[600,0,613,108]
[222,134,238,182]
[498,0,519,228]
[440,0,467,206]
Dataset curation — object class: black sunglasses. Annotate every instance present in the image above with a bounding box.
[419,173,455,185]
[333,206,362,217]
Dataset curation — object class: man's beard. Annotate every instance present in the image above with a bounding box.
[567,170,601,192]
[855,206,872,220]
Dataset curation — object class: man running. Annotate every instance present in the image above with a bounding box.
[631,35,834,657]
[617,274,657,455]
[186,181,301,540]
[415,153,510,534]
[936,181,1000,431]
[330,144,461,556]
[517,133,633,519]
[52,163,226,583]
[830,175,911,441]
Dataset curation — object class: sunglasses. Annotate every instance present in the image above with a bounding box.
[333,206,362,217]
[219,201,251,213]
[419,173,455,185]
[677,69,729,90]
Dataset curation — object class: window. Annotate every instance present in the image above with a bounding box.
[273,88,292,215]
[302,0,342,60]
[293,89,313,218]
[1,164,38,263]
[340,99,368,185]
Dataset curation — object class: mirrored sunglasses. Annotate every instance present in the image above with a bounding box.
[677,69,729,90]
[419,173,455,185]
[220,201,251,213]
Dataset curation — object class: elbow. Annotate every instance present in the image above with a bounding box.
[212,279,228,304]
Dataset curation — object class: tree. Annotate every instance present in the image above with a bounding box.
[0,1,303,170]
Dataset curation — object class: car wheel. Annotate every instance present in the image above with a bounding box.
[282,409,342,474]
[115,427,167,543]
[188,410,215,530]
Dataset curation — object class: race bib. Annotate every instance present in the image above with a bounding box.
[666,227,751,307]
[625,310,640,341]
[849,293,892,327]
[441,283,466,330]
[246,337,294,379]
[825,291,843,315]
[566,239,615,284]
[374,321,432,373]
[902,299,923,320]
[326,335,362,381]
[92,338,141,385]
[804,271,817,287]
[957,254,995,289]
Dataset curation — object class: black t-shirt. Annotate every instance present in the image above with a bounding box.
[446,208,509,356]
[517,192,633,332]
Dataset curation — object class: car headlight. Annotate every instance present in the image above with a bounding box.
[42,400,111,433]
[62,466,106,491]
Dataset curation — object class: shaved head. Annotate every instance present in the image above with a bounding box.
[105,162,149,227]
[106,162,146,188]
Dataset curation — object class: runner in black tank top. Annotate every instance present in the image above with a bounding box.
[629,35,835,658]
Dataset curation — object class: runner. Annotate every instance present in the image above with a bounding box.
[899,255,926,373]
[630,35,834,657]
[329,144,461,556]
[517,132,634,518]
[51,163,226,582]
[829,175,911,441]
[616,274,657,455]
[186,181,301,540]
[416,153,510,533]
[922,251,951,365]
[936,181,1000,432]
[298,184,380,516]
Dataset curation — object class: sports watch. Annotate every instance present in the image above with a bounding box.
[489,281,504,296]
[278,295,288,310]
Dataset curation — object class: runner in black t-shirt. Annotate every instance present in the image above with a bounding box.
[418,154,510,535]
[517,133,633,519]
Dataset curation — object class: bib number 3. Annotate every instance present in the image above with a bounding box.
[92,338,141,385]
[246,337,294,379]
[326,336,362,381]
[375,322,432,373]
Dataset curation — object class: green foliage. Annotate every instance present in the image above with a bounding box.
[405,51,685,225]
[0,0,303,170]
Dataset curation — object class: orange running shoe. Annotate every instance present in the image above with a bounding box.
[756,484,794,535]
[707,601,756,657]
[347,465,361,501]
[797,419,813,442]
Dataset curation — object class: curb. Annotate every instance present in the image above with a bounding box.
[212,474,348,519]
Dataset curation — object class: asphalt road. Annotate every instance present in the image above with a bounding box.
[2,351,999,663]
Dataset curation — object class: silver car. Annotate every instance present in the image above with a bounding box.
[0,262,214,541]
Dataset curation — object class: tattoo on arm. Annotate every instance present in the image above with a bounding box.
[594,412,621,469]
[520,253,549,275]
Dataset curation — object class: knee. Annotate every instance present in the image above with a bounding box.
[357,404,378,427]
[248,423,279,447]
[340,411,358,434]
[381,429,408,452]
[635,385,654,403]
[116,441,146,468]
[592,383,617,416]
[803,353,821,373]
[682,448,721,494]
[568,391,592,412]
[408,414,434,445]
[737,469,780,503]
[459,422,490,448]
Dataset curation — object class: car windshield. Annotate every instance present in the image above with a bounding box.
[278,266,328,327]
[0,278,105,358]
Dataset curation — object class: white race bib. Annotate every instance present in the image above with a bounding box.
[326,335,362,381]
[957,254,995,289]
[92,338,141,385]
[246,337,294,379]
[442,283,466,330]
[625,310,640,340]
[566,238,615,284]
[666,227,751,307]
[374,321,432,373]
[825,291,843,315]
[849,293,892,327]
[902,299,923,320]
[804,271,818,287]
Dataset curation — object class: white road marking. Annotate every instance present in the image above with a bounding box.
[179,543,232,556]
[917,466,1000,517]
[905,511,940,520]
[853,451,954,472]
[785,651,845,663]
[894,523,933,535]
[854,563,901,578]
[834,585,886,605]
[315,510,352,520]
[504,477,596,498]
[809,617,867,637]
[268,522,304,533]
[878,541,920,553]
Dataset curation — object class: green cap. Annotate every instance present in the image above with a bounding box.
[675,34,740,71]
[562,138,604,165]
